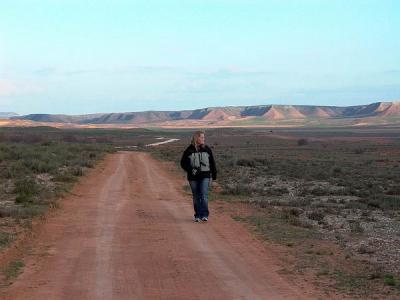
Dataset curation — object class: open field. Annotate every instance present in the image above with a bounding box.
[0,125,399,298]
[0,127,116,282]
[0,151,322,299]
[149,125,400,298]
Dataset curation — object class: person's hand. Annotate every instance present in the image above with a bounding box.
[208,178,213,188]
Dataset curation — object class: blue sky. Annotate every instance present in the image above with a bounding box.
[0,0,399,114]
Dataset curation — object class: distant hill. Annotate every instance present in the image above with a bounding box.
[0,112,19,119]
[10,101,400,127]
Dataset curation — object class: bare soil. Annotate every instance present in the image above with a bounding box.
[0,151,323,299]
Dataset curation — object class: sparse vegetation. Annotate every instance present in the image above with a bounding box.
[2,259,24,281]
[0,127,117,271]
[384,274,396,287]
[147,126,400,299]
[0,232,15,251]
[297,138,308,146]
[1,125,399,298]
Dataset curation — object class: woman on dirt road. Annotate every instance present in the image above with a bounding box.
[180,130,217,222]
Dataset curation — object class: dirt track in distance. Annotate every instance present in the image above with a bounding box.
[1,151,324,299]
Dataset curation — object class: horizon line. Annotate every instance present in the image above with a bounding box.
[6,99,400,116]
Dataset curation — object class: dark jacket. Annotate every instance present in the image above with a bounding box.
[180,144,217,181]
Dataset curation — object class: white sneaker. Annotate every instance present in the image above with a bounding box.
[194,217,201,222]
[201,217,208,222]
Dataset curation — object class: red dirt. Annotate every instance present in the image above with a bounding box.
[1,152,323,299]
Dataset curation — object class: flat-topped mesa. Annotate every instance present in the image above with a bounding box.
[378,101,400,117]
[262,106,286,120]
[9,101,400,125]
[272,105,306,119]
[340,101,398,118]
[201,109,237,121]
[0,112,19,119]
[296,106,337,118]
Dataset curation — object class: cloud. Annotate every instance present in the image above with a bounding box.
[185,68,277,80]
[31,65,183,77]
[32,67,58,76]
[30,65,276,79]
[0,79,43,96]
[381,69,400,76]
[63,69,102,76]
[292,84,400,95]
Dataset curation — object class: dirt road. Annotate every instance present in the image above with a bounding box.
[1,152,318,299]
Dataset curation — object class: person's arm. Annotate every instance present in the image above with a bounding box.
[208,147,217,180]
[180,148,191,173]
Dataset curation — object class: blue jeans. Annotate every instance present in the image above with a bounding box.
[189,178,210,219]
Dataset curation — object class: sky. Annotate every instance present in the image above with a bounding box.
[0,0,399,115]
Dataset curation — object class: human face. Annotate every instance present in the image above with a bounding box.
[197,133,205,146]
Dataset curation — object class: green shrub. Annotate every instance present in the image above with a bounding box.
[307,210,325,221]
[52,173,76,182]
[297,138,308,146]
[354,147,365,154]
[310,186,328,196]
[6,161,29,178]
[236,158,256,167]
[2,259,24,281]
[349,221,364,234]
[23,158,57,173]
[0,232,15,250]
[384,274,396,286]
[267,186,289,196]
[72,167,84,176]
[13,178,40,204]
[332,167,342,175]
[361,195,400,210]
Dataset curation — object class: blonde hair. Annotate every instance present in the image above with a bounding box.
[191,130,205,147]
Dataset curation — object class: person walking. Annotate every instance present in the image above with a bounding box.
[180,130,217,222]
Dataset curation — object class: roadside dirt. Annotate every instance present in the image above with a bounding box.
[1,151,324,299]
